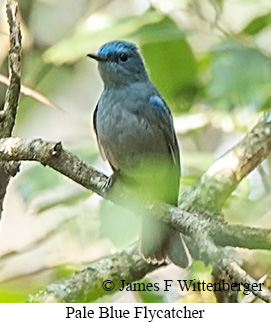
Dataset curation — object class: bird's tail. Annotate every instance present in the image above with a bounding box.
[140,215,190,268]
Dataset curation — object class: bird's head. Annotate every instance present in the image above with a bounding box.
[87,41,149,87]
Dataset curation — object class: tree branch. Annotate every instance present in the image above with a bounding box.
[29,242,271,303]
[0,121,271,301]
[0,0,21,217]
[180,112,271,213]
[0,136,270,251]
[0,137,107,196]
[29,244,161,303]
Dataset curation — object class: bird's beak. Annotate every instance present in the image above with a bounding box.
[87,53,107,62]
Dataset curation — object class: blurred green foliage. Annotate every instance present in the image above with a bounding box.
[0,287,29,303]
[0,0,271,303]
[207,40,271,110]
[242,12,271,35]
[99,202,139,248]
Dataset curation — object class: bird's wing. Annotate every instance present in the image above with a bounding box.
[148,94,180,169]
[93,103,107,161]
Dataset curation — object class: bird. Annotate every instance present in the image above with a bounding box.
[87,40,189,267]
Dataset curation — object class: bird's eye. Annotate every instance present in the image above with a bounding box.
[119,53,128,62]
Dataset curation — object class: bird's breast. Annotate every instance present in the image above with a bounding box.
[95,88,168,171]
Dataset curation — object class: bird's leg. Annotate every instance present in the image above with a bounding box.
[101,170,120,192]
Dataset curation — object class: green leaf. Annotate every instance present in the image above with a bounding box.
[242,13,271,35]
[138,17,199,111]
[207,40,271,110]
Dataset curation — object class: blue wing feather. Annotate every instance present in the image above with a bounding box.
[149,94,180,167]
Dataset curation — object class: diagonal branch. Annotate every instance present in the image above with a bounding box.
[29,242,271,303]
[30,111,270,303]
[0,111,271,302]
[1,112,270,248]
[0,137,107,196]
[180,112,271,213]
[1,111,270,216]
[0,136,270,251]
[29,244,161,303]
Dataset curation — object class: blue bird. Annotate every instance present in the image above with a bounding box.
[88,40,189,267]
